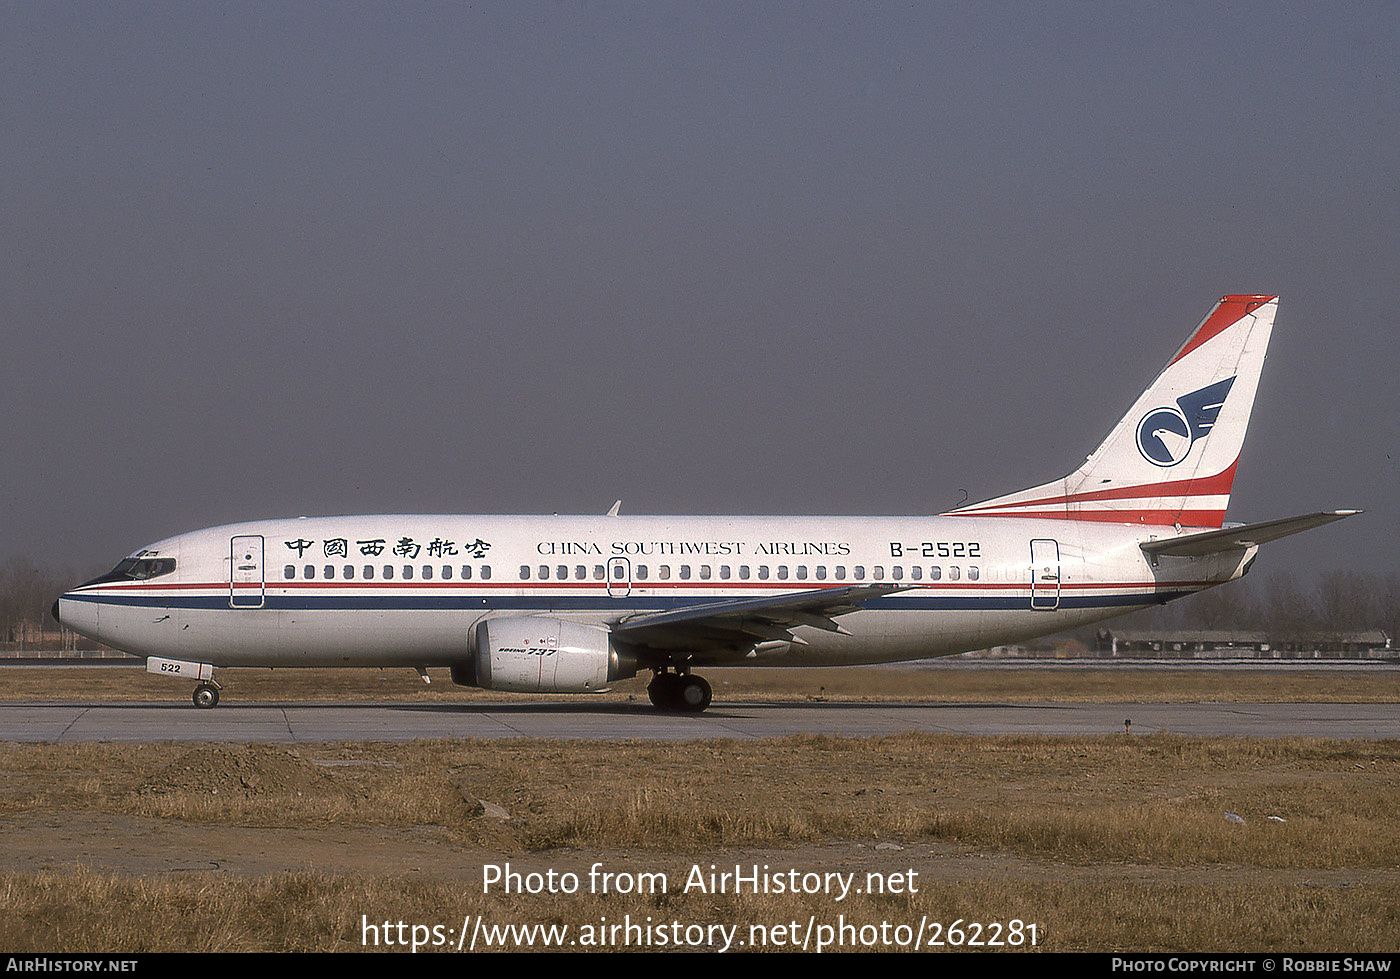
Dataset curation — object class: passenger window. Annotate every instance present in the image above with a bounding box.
[304,565,315,579]
[613,564,626,580]
[929,566,942,580]
[441,566,451,580]
[969,566,979,580]
[576,565,587,580]
[284,565,295,580]
[910,566,922,580]
[539,565,549,580]
[636,565,648,580]
[679,565,691,580]
[699,565,711,580]
[758,566,769,580]
[816,566,827,580]
[777,566,788,580]
[872,566,884,581]
[593,565,605,580]
[835,566,846,580]
[324,565,335,579]
[854,566,865,580]
[461,565,472,580]
[659,566,671,580]
[892,566,903,580]
[422,566,433,580]
[343,565,354,579]
[520,565,531,580]
[383,566,394,579]
[364,565,374,579]
[739,565,750,580]
[720,565,731,580]
[481,566,492,579]
[949,566,961,581]
[403,566,414,580]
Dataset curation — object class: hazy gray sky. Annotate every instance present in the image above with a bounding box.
[3,2,1396,578]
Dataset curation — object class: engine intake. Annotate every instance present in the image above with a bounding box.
[451,617,636,692]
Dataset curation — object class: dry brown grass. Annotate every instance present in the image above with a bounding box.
[0,867,1396,952]
[3,734,1398,867]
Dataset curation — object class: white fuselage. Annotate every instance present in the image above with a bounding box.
[56,513,1249,669]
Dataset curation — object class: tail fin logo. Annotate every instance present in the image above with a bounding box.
[1135,376,1236,467]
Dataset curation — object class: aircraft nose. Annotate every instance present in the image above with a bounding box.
[50,592,106,648]
[52,593,78,629]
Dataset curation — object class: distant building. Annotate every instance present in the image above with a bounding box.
[1096,629,1393,660]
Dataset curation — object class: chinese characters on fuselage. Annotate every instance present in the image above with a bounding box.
[284,537,492,559]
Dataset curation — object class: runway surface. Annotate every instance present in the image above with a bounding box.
[3,700,1399,742]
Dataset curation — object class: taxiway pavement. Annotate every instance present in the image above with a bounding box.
[3,700,1398,742]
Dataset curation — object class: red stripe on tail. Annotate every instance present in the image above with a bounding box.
[1170,295,1275,366]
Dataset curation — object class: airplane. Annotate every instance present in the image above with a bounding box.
[53,295,1357,712]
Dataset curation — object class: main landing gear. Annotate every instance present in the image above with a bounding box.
[647,669,712,713]
[192,681,221,709]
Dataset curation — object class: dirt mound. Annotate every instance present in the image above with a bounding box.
[133,744,338,799]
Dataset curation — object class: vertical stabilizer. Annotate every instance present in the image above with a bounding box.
[946,295,1277,529]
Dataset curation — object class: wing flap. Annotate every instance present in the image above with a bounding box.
[612,583,904,650]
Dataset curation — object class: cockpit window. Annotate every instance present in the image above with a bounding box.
[128,558,176,580]
[80,557,177,587]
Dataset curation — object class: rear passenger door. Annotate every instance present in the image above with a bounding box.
[1029,539,1060,610]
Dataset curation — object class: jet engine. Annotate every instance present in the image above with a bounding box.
[451,616,637,693]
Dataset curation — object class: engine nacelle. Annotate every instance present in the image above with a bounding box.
[451,617,637,693]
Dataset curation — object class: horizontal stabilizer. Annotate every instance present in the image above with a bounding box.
[1140,510,1361,558]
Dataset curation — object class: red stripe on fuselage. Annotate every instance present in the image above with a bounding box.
[76,578,1215,595]
[954,508,1227,527]
[950,458,1238,517]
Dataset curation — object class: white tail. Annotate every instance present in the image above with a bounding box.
[947,295,1278,529]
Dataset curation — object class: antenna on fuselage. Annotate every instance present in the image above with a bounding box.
[606,500,622,517]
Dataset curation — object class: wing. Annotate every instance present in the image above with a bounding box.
[610,582,905,660]
[1140,510,1360,558]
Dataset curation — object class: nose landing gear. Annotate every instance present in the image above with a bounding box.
[192,681,221,709]
[145,658,221,709]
